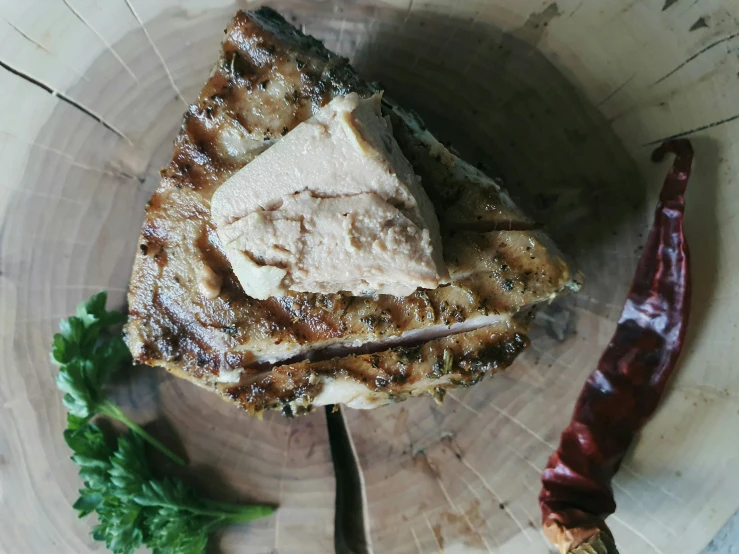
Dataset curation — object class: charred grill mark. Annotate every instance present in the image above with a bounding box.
[275,295,347,342]
[224,351,256,369]
[477,332,529,369]
[227,49,260,81]
[196,223,230,274]
[177,116,221,188]
[166,142,213,191]
[396,345,424,365]
[225,365,323,413]
[148,292,223,376]
[265,296,305,336]
[197,350,219,369]
[141,220,167,252]
[200,71,238,103]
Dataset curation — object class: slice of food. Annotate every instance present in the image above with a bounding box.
[125,7,581,416]
[225,316,530,415]
[211,92,447,298]
[386,102,536,232]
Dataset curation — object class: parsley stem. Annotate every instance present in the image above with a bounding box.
[190,505,274,521]
[99,401,187,466]
[198,505,275,528]
[144,498,274,522]
[203,498,265,513]
[204,500,276,519]
[224,505,275,523]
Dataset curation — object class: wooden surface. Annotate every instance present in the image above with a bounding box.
[1,1,738,553]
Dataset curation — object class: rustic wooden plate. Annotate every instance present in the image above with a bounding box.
[1,1,737,553]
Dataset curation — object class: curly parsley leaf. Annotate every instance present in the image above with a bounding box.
[93,493,147,554]
[145,512,209,554]
[137,478,274,554]
[68,426,274,554]
[56,293,275,553]
[52,292,125,366]
[109,434,150,498]
[53,292,185,466]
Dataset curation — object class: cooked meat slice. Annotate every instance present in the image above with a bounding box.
[386,103,535,231]
[125,8,580,415]
[157,316,529,415]
[446,229,581,300]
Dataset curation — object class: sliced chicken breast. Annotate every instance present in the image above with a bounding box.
[125,7,580,416]
[158,316,530,415]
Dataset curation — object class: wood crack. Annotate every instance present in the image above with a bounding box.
[0,58,132,145]
[643,111,739,145]
[2,17,89,82]
[651,32,739,86]
[123,0,187,106]
[61,0,140,84]
[597,75,634,107]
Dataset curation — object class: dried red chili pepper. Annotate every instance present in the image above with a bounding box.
[539,140,694,554]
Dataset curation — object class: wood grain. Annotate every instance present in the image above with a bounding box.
[1,1,738,553]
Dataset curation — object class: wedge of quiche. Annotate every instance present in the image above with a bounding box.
[125,7,580,416]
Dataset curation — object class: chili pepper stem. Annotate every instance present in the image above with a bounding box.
[570,532,618,554]
[544,522,619,554]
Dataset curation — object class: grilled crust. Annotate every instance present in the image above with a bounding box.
[229,319,530,415]
[126,7,374,378]
[126,8,578,414]
[386,105,535,231]
[156,317,530,417]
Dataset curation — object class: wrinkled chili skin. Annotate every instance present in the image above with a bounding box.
[540,140,694,535]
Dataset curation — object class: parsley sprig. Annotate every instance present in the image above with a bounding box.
[65,420,273,554]
[55,293,275,553]
[52,292,185,466]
